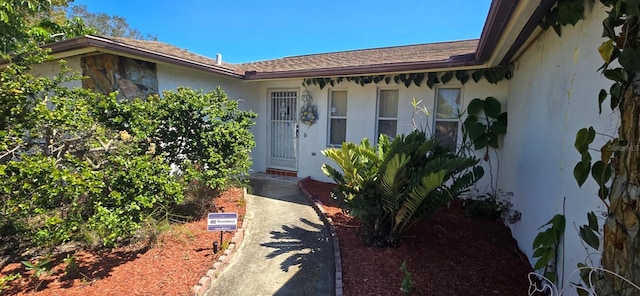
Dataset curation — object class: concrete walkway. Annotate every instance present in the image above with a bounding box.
[205,175,335,296]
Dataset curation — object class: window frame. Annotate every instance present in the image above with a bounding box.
[327,89,348,147]
[433,87,463,150]
[376,88,399,140]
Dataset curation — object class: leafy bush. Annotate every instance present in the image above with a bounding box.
[322,130,483,247]
[462,190,516,221]
[0,43,252,249]
[90,86,257,190]
[153,87,257,190]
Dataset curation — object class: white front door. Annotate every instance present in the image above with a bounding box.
[268,89,298,171]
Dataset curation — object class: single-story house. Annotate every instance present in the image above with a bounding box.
[32,0,615,293]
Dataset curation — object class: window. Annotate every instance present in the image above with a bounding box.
[377,89,398,139]
[434,88,461,150]
[329,90,347,146]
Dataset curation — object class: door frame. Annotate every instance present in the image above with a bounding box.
[266,88,299,171]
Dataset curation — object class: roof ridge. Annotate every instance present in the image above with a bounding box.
[97,35,238,68]
[240,39,480,65]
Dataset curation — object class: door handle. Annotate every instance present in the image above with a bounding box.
[295,124,299,138]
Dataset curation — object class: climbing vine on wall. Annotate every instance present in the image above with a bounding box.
[301,64,513,89]
[540,0,640,295]
[539,0,594,36]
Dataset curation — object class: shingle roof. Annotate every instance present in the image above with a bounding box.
[236,39,479,73]
[103,36,244,74]
[100,36,479,76]
[45,35,481,79]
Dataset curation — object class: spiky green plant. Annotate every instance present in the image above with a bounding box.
[322,130,483,247]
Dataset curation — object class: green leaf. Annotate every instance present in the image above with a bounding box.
[574,127,596,152]
[551,214,566,234]
[497,112,507,126]
[484,69,498,84]
[413,73,424,87]
[483,97,501,118]
[604,68,627,83]
[487,133,499,148]
[473,136,488,150]
[532,246,548,258]
[574,161,591,187]
[619,47,640,73]
[463,116,484,140]
[472,70,483,83]
[598,89,607,114]
[490,120,507,135]
[580,226,600,250]
[587,211,598,231]
[318,79,327,89]
[533,248,555,270]
[544,271,558,286]
[426,72,439,89]
[441,71,453,84]
[610,83,622,110]
[532,230,546,248]
[591,160,612,186]
[456,70,469,84]
[467,98,484,115]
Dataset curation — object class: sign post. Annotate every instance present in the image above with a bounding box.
[207,212,238,254]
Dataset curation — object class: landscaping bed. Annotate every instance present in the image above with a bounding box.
[0,187,245,296]
[299,177,536,296]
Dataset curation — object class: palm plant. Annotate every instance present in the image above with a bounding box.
[322,130,483,247]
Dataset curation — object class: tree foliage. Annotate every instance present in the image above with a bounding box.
[0,1,255,249]
[68,4,157,40]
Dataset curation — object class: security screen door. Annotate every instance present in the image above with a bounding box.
[269,90,298,170]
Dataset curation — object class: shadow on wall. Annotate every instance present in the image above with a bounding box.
[259,218,334,296]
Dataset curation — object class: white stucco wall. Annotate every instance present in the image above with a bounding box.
[31,56,83,89]
[254,78,507,186]
[501,3,614,290]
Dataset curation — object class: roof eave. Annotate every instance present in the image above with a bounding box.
[500,0,557,64]
[243,54,480,80]
[475,0,519,64]
[45,35,245,79]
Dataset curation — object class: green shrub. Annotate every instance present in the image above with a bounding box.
[0,3,254,251]
[153,87,257,190]
[322,130,483,247]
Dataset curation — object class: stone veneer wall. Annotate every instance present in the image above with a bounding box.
[81,53,158,101]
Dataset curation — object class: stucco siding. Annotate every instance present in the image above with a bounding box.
[31,56,83,89]
[501,3,614,288]
[255,78,507,185]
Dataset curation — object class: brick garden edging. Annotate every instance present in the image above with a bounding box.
[191,187,247,296]
[297,177,344,296]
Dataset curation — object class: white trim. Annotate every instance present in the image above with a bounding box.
[433,86,464,148]
[327,89,348,147]
[376,87,400,141]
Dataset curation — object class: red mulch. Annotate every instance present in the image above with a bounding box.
[0,187,245,296]
[299,177,536,296]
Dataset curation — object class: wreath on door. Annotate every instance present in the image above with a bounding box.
[299,90,318,126]
[300,104,318,126]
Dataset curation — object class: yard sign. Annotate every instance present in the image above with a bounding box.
[207,212,238,231]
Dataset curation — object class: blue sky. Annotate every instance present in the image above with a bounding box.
[72,0,493,64]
